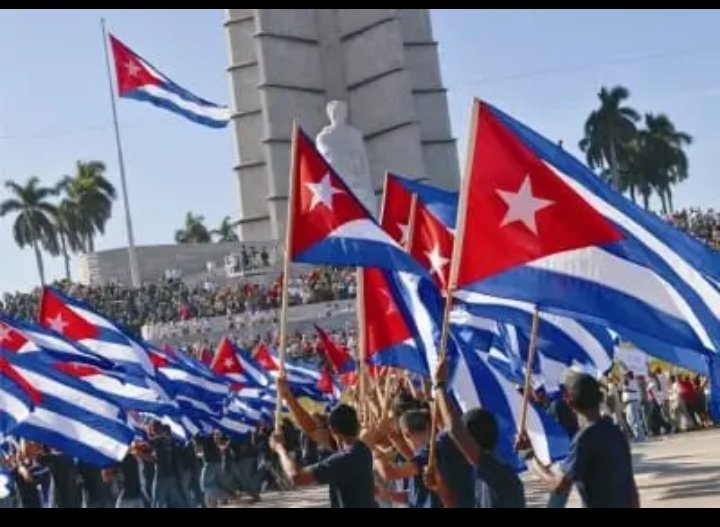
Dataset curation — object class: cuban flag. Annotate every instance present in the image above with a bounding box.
[212,397,260,440]
[448,335,570,470]
[38,288,155,376]
[363,268,437,377]
[381,173,458,248]
[288,129,428,276]
[0,315,174,417]
[384,173,615,380]
[454,100,720,360]
[145,344,228,422]
[6,351,134,467]
[211,338,270,390]
[314,325,356,375]
[451,302,614,379]
[376,269,570,469]
[0,314,112,369]
[109,33,230,129]
[0,349,41,437]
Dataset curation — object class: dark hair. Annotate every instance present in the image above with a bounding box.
[399,409,431,435]
[462,409,498,451]
[393,392,421,417]
[567,374,602,411]
[328,404,360,438]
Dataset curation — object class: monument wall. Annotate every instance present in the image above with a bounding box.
[224,9,459,242]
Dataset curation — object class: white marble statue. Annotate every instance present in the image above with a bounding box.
[315,100,377,217]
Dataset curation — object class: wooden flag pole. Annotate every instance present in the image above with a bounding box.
[427,100,481,469]
[356,266,369,425]
[519,306,541,435]
[275,123,300,434]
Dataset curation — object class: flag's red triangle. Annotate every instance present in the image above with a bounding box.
[38,289,98,341]
[0,321,29,353]
[211,338,242,376]
[456,101,623,287]
[109,34,159,96]
[290,130,370,258]
[314,324,352,374]
[0,356,42,405]
[381,174,413,247]
[410,203,455,291]
[253,344,278,371]
[363,268,413,359]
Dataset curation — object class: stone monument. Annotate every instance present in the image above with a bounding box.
[316,100,377,216]
[225,9,460,242]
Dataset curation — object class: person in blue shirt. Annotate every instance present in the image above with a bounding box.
[433,358,526,508]
[271,377,377,508]
[523,373,640,508]
[372,409,443,508]
[270,402,377,508]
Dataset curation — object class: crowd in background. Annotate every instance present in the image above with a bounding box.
[0,268,356,336]
[667,208,720,249]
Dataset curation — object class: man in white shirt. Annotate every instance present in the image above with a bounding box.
[622,372,646,442]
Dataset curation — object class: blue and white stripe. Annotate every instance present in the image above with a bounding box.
[8,353,134,467]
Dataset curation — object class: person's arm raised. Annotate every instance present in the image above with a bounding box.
[277,375,332,449]
[270,432,316,487]
[433,358,481,465]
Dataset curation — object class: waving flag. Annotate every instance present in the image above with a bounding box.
[381,174,458,246]
[289,129,427,276]
[451,300,614,376]
[7,351,134,466]
[38,288,154,376]
[363,268,437,377]
[212,338,270,389]
[314,325,356,374]
[448,336,570,470]
[454,101,720,364]
[0,314,112,369]
[0,350,40,436]
[109,33,229,128]
[0,315,174,416]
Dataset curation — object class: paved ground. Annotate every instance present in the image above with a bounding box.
[226,428,720,508]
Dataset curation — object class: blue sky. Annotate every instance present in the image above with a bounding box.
[1,9,720,295]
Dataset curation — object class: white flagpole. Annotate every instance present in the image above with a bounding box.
[100,18,141,288]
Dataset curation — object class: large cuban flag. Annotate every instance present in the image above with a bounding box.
[453,100,720,419]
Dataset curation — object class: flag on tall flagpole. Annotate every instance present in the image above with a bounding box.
[108,33,230,128]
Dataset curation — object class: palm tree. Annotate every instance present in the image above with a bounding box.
[175,212,211,244]
[643,114,692,213]
[579,86,640,191]
[62,161,116,253]
[0,177,59,286]
[211,216,239,243]
[52,198,84,281]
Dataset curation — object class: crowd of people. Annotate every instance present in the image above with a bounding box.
[667,208,720,250]
[602,369,713,443]
[0,267,356,336]
[0,418,302,509]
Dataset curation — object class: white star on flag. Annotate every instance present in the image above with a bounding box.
[305,172,344,211]
[224,358,236,370]
[47,314,69,335]
[425,244,450,281]
[125,60,142,78]
[496,175,554,235]
[0,323,10,343]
